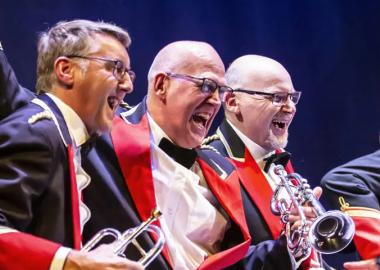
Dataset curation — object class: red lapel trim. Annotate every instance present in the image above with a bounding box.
[111,116,172,267]
[111,116,155,221]
[197,158,251,269]
[67,144,82,249]
[232,148,283,239]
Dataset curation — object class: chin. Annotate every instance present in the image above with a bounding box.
[190,135,204,148]
[177,137,201,149]
[266,132,288,150]
[271,138,288,150]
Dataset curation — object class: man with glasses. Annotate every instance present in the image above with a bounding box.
[82,40,258,270]
[1,39,305,268]
[0,20,143,270]
[204,55,322,269]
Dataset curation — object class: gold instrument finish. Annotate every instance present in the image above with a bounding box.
[269,164,355,260]
[82,208,165,267]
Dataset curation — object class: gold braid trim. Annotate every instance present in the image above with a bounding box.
[200,144,221,155]
[119,101,132,110]
[339,197,380,219]
[202,134,220,145]
[28,110,53,124]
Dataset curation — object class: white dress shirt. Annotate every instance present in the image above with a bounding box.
[148,114,229,270]
[47,94,91,270]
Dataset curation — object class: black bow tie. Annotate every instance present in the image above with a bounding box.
[80,135,99,156]
[158,137,197,169]
[263,151,291,173]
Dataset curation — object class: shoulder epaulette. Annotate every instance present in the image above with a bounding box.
[200,144,221,155]
[202,134,220,145]
[28,110,53,125]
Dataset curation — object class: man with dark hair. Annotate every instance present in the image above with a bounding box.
[0,21,142,270]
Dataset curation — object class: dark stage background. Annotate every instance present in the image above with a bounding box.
[1,0,379,268]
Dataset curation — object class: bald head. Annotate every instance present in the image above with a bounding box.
[146,40,225,148]
[223,55,297,151]
[147,41,225,91]
[226,55,292,91]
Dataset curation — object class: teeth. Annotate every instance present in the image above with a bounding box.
[192,112,211,127]
[273,120,286,129]
[194,112,211,121]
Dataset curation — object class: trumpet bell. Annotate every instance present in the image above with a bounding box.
[308,210,355,254]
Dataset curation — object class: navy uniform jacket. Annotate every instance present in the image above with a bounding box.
[205,118,308,270]
[0,49,250,269]
[82,98,298,270]
[82,100,254,270]
[0,94,82,269]
[321,150,380,261]
[1,49,294,269]
[206,119,288,241]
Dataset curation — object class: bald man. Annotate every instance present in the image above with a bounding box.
[82,41,256,270]
[1,43,302,269]
[205,55,327,269]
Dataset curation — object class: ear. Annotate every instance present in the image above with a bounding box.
[152,72,168,102]
[224,91,240,114]
[54,56,75,88]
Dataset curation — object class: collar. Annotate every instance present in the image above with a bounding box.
[147,112,175,146]
[147,113,197,169]
[46,93,89,147]
[226,119,270,163]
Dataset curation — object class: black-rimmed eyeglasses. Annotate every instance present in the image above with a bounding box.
[65,55,136,82]
[233,89,302,106]
[166,72,233,94]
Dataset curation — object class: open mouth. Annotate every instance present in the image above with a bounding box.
[107,96,119,111]
[191,112,211,128]
[272,120,286,129]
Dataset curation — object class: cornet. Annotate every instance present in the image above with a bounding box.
[269,163,355,261]
[82,209,165,267]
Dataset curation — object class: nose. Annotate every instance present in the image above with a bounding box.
[118,76,134,94]
[207,89,222,107]
[281,97,296,114]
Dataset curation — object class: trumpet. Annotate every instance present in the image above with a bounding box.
[269,163,355,260]
[82,209,165,267]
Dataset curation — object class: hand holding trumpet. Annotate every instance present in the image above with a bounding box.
[288,186,323,231]
[269,161,355,268]
[64,244,144,270]
[80,209,164,268]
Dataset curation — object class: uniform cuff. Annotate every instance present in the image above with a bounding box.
[49,246,72,270]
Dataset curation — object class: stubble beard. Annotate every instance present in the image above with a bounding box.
[264,129,289,151]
